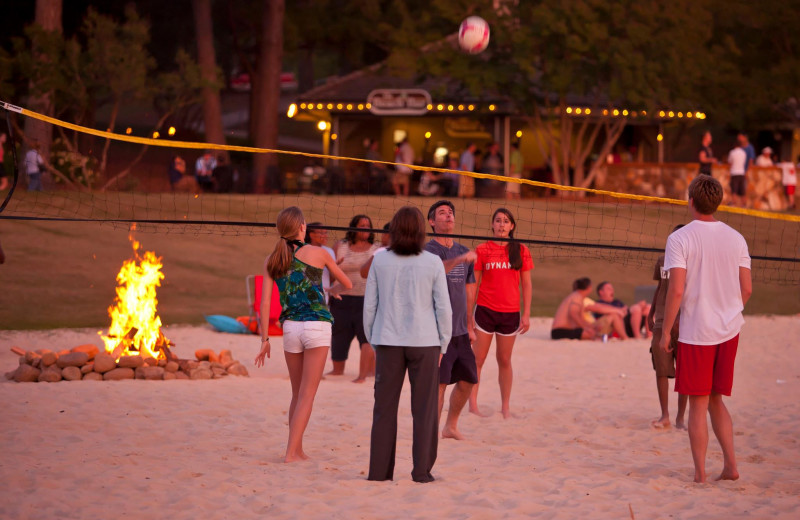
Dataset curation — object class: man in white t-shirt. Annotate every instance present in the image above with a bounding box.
[727,144,747,207]
[392,137,414,196]
[778,159,796,210]
[660,174,752,484]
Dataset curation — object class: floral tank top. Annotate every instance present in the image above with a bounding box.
[275,243,333,324]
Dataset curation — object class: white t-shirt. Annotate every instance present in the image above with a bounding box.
[394,142,414,175]
[372,246,387,257]
[664,220,751,345]
[778,162,797,186]
[755,155,773,167]
[25,149,43,174]
[321,245,335,296]
[727,147,747,176]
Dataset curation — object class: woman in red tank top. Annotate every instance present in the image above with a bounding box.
[469,208,533,419]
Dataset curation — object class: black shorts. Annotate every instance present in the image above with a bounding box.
[439,334,478,385]
[730,175,746,196]
[329,295,368,361]
[474,305,520,335]
[551,328,583,340]
[623,313,635,338]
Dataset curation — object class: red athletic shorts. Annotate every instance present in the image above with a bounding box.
[786,185,796,196]
[675,334,739,396]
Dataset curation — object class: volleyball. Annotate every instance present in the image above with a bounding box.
[458,16,490,54]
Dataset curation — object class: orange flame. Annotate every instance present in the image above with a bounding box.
[100,228,170,360]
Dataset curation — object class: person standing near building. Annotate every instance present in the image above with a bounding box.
[25,141,45,191]
[737,133,755,173]
[392,136,414,196]
[481,142,504,197]
[755,147,774,167]
[365,139,388,194]
[698,131,716,176]
[195,151,216,192]
[506,142,523,200]
[727,142,747,207]
[458,143,477,198]
[660,174,752,484]
[778,158,797,210]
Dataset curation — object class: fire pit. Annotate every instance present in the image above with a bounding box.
[5,230,249,382]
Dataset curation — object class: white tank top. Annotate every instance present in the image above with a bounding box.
[336,241,378,296]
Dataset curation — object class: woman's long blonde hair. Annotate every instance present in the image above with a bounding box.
[266,206,305,279]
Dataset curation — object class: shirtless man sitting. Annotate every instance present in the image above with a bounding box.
[594,281,651,339]
[551,277,627,340]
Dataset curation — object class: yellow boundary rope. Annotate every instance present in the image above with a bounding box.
[3,100,799,223]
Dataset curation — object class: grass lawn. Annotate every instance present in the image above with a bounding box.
[1,192,797,330]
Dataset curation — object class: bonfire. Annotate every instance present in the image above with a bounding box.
[99,229,175,361]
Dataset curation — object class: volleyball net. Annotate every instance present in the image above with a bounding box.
[1,101,798,285]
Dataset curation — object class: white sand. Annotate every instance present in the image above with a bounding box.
[1,316,798,519]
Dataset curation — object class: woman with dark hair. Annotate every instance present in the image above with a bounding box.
[364,206,452,483]
[469,208,533,419]
[304,222,336,303]
[328,214,379,382]
[254,206,352,462]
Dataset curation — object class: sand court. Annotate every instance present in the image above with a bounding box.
[1,316,798,519]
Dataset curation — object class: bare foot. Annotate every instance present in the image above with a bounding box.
[675,420,687,430]
[352,377,367,384]
[715,468,739,481]
[694,472,707,483]
[651,417,671,429]
[441,425,465,440]
[501,409,519,419]
[469,406,492,418]
[326,370,344,376]
[284,453,305,463]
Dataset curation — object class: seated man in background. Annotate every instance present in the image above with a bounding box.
[551,277,627,340]
[594,281,651,339]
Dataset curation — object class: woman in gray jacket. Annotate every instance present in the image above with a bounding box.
[363,206,452,483]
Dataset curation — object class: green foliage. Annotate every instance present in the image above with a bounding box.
[49,137,98,187]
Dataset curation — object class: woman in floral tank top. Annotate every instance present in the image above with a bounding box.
[254,206,352,463]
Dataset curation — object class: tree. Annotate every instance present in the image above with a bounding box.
[412,0,716,187]
[192,0,226,150]
[23,0,62,179]
[5,6,209,191]
[252,0,284,193]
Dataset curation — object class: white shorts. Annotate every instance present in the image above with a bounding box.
[282,320,332,353]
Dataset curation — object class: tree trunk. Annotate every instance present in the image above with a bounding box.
[252,0,284,193]
[192,0,226,150]
[23,0,62,182]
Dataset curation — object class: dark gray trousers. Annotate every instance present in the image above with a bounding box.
[368,345,440,482]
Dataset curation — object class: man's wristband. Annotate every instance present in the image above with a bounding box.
[261,338,270,342]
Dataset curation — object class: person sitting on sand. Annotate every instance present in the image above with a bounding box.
[254,206,352,463]
[551,277,627,340]
[647,225,688,430]
[594,282,651,339]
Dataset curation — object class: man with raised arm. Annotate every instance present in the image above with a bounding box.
[660,175,752,483]
[425,200,479,437]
